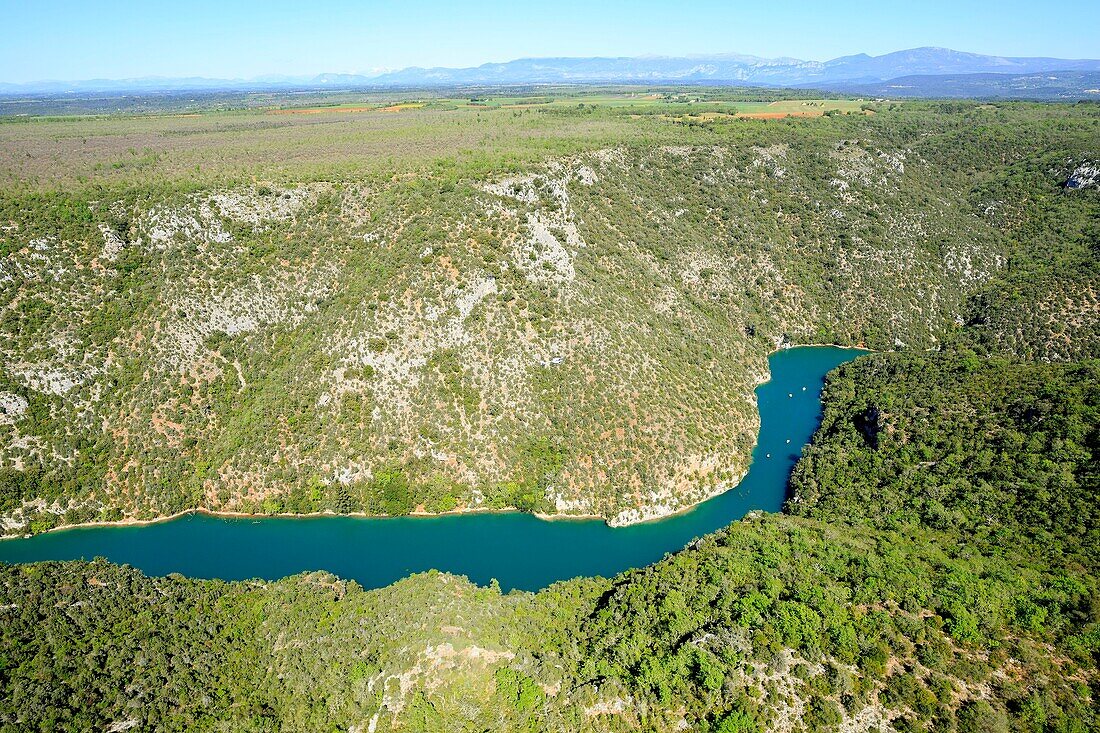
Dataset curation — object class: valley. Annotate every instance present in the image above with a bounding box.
[0,346,861,590]
[0,88,1097,732]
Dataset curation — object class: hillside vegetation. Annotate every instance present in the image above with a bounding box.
[790,353,1100,561]
[2,448,1096,731]
[2,97,1097,532]
[6,355,1098,732]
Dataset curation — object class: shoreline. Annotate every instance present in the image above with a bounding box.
[606,468,750,527]
[0,504,609,541]
[0,503,627,541]
[1,344,873,543]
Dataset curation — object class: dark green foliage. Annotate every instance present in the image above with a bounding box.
[956,700,1009,733]
[712,702,760,733]
[790,353,1100,568]
[0,561,259,731]
[3,494,1095,731]
[494,667,543,711]
[375,468,414,516]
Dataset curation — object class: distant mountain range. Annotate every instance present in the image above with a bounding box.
[822,70,1100,100]
[3,47,1100,99]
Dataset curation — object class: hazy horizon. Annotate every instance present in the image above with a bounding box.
[3,0,1099,84]
[8,46,1100,86]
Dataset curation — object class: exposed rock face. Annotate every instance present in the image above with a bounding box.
[1066,162,1099,190]
[0,392,28,425]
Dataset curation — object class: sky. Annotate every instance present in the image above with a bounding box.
[2,0,1099,83]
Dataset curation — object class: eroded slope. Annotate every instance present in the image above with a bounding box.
[0,137,1013,530]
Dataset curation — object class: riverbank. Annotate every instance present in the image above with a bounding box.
[0,503,611,541]
[1,488,759,541]
[1,345,872,543]
[0,346,866,590]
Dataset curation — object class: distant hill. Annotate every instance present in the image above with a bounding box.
[816,69,1100,100]
[3,47,1100,98]
[814,47,1100,83]
[365,48,1100,89]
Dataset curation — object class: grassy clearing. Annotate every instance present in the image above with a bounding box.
[0,90,880,192]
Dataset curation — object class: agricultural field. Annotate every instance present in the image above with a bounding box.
[265,92,867,117]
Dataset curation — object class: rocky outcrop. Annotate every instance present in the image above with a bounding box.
[1065,161,1099,190]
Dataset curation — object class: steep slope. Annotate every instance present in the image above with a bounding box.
[1,461,1094,730]
[1,100,1098,534]
[3,348,1097,732]
[790,353,1100,560]
[0,119,1015,531]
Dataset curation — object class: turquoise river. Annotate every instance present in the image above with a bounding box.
[0,346,864,591]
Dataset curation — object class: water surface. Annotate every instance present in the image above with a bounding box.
[0,347,863,591]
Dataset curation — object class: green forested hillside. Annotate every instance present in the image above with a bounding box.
[790,354,1100,561]
[1,98,1097,532]
[960,149,1100,362]
[2,492,1095,731]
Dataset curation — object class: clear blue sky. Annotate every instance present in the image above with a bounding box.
[2,0,1098,82]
